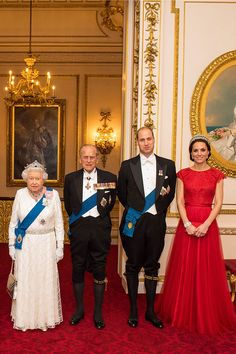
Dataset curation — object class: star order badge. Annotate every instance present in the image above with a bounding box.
[100,197,107,207]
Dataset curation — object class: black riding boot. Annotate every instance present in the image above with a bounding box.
[93,279,106,329]
[145,276,163,329]
[70,282,85,325]
[126,273,139,327]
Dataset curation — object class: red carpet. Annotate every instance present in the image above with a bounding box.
[0,243,236,353]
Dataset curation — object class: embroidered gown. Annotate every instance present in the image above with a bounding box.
[8,188,64,331]
[157,167,236,335]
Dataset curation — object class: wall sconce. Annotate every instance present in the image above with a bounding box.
[95,111,116,168]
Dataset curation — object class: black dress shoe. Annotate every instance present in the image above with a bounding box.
[145,314,164,329]
[128,319,138,328]
[94,320,105,330]
[69,313,84,325]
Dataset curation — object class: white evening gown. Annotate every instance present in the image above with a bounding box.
[8,187,64,331]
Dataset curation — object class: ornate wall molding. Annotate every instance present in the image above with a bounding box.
[141,1,160,129]
[0,199,119,243]
[131,0,140,155]
[100,0,124,35]
[166,226,236,236]
[171,0,179,162]
[0,1,106,8]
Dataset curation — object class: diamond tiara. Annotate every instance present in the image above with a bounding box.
[24,160,46,171]
[189,134,209,146]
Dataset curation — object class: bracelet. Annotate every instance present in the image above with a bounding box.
[184,221,192,228]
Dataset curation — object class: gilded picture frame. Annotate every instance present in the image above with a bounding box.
[7,100,66,186]
[190,50,236,178]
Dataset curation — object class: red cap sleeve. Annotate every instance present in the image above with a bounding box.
[215,169,226,182]
[177,169,184,181]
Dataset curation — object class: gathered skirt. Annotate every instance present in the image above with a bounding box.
[157,205,236,335]
[11,231,63,331]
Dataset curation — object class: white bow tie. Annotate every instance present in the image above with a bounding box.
[141,157,154,165]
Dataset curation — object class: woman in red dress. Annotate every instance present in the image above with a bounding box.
[157,135,236,335]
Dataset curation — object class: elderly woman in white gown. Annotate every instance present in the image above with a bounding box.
[8,160,64,331]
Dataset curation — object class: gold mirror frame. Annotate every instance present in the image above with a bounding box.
[190,50,236,177]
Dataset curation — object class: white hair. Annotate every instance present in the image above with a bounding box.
[21,160,48,181]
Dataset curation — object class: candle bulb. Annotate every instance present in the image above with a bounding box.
[52,85,55,97]
[9,70,12,85]
[47,72,51,85]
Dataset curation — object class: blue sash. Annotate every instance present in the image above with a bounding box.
[123,189,156,238]
[69,193,97,225]
[15,187,53,250]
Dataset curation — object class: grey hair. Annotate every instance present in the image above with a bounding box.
[21,160,48,181]
[79,144,99,156]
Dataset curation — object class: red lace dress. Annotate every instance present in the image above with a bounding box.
[157,167,236,335]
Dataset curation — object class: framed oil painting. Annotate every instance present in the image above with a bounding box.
[190,50,236,177]
[7,100,66,186]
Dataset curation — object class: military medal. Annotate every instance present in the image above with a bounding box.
[85,176,91,190]
[94,182,116,190]
[158,170,163,176]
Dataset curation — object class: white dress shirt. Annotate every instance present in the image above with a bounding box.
[82,169,99,218]
[140,153,157,215]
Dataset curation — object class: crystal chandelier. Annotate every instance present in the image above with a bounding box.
[95,111,116,167]
[4,0,55,106]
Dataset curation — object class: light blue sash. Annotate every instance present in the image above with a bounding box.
[123,189,156,238]
[15,187,53,250]
[69,193,97,226]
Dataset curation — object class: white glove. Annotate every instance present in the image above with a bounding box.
[9,246,16,261]
[56,248,64,262]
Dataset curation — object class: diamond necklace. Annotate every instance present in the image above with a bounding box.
[28,187,44,200]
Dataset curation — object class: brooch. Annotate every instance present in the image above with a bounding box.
[40,219,46,225]
[42,198,49,207]
[17,235,22,243]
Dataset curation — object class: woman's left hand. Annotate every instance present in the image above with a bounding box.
[194,223,209,237]
[56,248,64,262]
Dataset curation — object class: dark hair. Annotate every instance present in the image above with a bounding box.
[136,126,154,140]
[189,138,211,161]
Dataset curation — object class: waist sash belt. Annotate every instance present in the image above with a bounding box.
[69,192,97,226]
[123,189,156,238]
[15,187,53,250]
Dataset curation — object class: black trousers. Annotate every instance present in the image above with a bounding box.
[69,215,111,283]
[121,212,166,277]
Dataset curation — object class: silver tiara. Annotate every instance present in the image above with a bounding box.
[189,134,209,146]
[24,160,46,171]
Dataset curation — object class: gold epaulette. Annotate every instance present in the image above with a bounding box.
[93,182,116,190]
